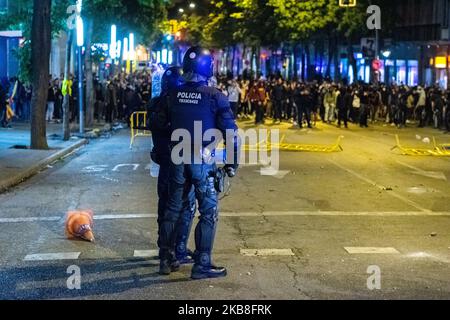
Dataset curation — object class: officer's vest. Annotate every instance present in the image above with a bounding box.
[168,83,218,148]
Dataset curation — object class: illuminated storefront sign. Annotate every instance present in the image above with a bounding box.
[435,56,446,69]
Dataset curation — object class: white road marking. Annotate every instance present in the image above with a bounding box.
[24,252,81,261]
[100,175,119,183]
[81,165,109,173]
[112,164,140,172]
[222,211,450,216]
[258,167,291,179]
[328,159,430,213]
[133,250,159,258]
[2,211,450,224]
[94,214,157,220]
[0,217,61,223]
[407,186,440,195]
[344,247,400,254]
[240,249,295,256]
[406,252,450,263]
[396,160,447,181]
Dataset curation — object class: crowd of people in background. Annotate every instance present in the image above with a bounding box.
[214,76,450,133]
[1,71,449,134]
[0,71,152,129]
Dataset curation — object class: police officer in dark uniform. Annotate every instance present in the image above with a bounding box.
[147,66,197,267]
[159,47,239,279]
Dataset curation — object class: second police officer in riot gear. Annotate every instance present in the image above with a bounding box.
[147,66,197,267]
[159,46,239,279]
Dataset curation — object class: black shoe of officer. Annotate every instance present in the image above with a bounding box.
[159,258,180,275]
[191,253,227,280]
[191,264,227,280]
[159,250,180,275]
[159,259,172,275]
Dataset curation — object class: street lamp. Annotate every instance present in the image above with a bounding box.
[189,3,196,9]
[129,33,135,72]
[76,0,84,134]
[116,40,122,60]
[110,25,117,60]
[178,8,184,13]
[123,37,129,72]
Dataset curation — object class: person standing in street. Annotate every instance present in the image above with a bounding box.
[159,46,239,280]
[46,80,56,123]
[227,79,241,119]
[147,66,197,267]
[338,87,351,129]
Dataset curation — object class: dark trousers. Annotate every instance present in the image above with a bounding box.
[289,102,297,120]
[444,106,450,131]
[359,105,368,127]
[273,100,283,121]
[298,106,311,128]
[338,107,349,127]
[230,102,238,119]
[416,105,426,127]
[160,163,218,266]
[105,104,114,123]
[0,105,7,127]
[254,102,264,124]
[157,161,196,258]
[351,107,359,123]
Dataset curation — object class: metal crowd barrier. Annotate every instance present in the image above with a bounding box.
[241,133,344,153]
[392,135,450,157]
[130,111,151,149]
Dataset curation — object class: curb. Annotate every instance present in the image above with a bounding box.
[0,139,88,193]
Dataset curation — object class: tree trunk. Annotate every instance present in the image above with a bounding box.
[30,0,51,150]
[84,19,95,128]
[62,31,73,141]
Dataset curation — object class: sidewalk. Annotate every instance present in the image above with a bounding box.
[0,122,90,193]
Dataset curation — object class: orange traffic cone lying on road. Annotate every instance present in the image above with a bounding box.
[65,209,95,242]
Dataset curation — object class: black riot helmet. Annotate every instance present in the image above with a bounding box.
[161,66,184,92]
[182,46,214,79]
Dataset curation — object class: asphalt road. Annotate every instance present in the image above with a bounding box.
[0,120,449,300]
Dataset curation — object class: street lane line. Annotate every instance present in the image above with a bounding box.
[133,250,159,258]
[3,211,450,224]
[240,249,295,256]
[0,217,60,223]
[328,159,430,213]
[24,252,81,261]
[344,247,400,254]
[396,160,447,181]
[94,214,157,220]
[222,211,450,216]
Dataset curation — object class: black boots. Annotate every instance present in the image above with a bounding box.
[160,251,227,280]
[191,264,227,280]
[159,250,180,275]
[190,252,227,280]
